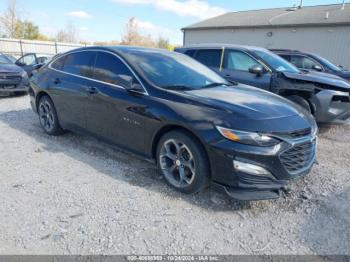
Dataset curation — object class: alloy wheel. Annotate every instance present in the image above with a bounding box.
[39,100,55,132]
[159,139,196,188]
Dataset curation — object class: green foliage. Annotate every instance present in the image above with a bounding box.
[14,20,40,40]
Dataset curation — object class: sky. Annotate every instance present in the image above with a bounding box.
[0,0,345,44]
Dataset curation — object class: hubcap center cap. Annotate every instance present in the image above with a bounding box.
[175,160,181,166]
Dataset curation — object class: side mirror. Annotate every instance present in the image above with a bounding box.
[118,75,145,93]
[312,65,323,72]
[249,65,264,76]
[34,64,44,70]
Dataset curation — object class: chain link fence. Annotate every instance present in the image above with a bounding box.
[0,38,87,58]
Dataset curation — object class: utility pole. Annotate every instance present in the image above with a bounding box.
[298,0,303,9]
[342,0,346,10]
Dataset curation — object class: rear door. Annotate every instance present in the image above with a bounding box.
[49,51,95,131]
[221,49,271,90]
[191,49,223,73]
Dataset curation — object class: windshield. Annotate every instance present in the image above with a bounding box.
[312,54,343,72]
[0,54,13,64]
[124,50,229,90]
[253,49,300,73]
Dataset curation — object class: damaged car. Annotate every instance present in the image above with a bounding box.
[0,53,30,96]
[175,45,350,123]
[271,49,350,82]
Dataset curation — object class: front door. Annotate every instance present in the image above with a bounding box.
[221,49,271,90]
[85,51,146,154]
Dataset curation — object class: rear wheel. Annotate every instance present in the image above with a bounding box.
[287,95,312,113]
[156,131,210,194]
[38,96,64,136]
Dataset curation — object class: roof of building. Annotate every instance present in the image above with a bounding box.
[183,3,350,30]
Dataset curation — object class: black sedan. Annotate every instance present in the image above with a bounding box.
[29,46,317,201]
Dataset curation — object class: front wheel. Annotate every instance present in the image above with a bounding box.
[38,96,64,136]
[156,131,210,194]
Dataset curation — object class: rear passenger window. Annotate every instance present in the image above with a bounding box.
[93,52,138,87]
[279,55,291,62]
[193,49,222,68]
[62,52,95,78]
[185,50,196,57]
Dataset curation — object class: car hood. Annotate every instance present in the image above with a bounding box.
[336,70,350,81]
[282,71,350,91]
[185,85,303,120]
[0,63,23,74]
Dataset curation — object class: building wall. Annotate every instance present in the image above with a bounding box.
[184,26,350,69]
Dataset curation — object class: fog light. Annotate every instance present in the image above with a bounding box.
[233,160,274,178]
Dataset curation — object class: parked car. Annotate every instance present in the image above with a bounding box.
[29,46,317,201]
[271,49,350,82]
[175,44,350,123]
[0,53,30,96]
[15,53,52,77]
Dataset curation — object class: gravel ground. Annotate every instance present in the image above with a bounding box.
[0,95,349,255]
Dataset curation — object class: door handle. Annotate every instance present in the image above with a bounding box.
[53,78,61,85]
[86,87,99,95]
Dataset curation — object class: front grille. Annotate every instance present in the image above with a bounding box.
[280,142,315,173]
[0,74,22,85]
[289,128,312,138]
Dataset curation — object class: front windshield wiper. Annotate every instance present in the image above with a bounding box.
[202,82,236,88]
[161,85,194,91]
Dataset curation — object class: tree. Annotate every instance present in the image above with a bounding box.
[0,0,19,38]
[120,17,155,47]
[15,20,40,39]
[156,37,170,49]
[55,23,79,43]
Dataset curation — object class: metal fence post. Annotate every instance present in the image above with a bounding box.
[19,39,24,56]
[55,42,58,54]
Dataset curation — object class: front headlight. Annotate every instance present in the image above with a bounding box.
[21,70,28,78]
[216,126,281,147]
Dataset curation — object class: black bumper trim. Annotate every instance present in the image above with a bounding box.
[212,182,281,201]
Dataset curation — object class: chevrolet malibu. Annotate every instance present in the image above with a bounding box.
[29,46,317,201]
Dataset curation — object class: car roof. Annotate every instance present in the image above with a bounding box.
[177,43,268,52]
[66,45,172,55]
[270,49,322,57]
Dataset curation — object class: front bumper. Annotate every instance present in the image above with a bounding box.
[311,90,350,123]
[208,132,317,201]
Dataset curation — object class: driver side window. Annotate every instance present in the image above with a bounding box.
[225,50,260,71]
[18,54,37,66]
[93,52,139,88]
[290,55,322,70]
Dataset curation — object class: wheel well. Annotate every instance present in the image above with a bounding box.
[284,91,315,114]
[35,91,50,112]
[152,125,210,167]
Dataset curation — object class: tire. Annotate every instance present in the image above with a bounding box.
[287,95,312,113]
[38,95,64,136]
[156,130,210,194]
